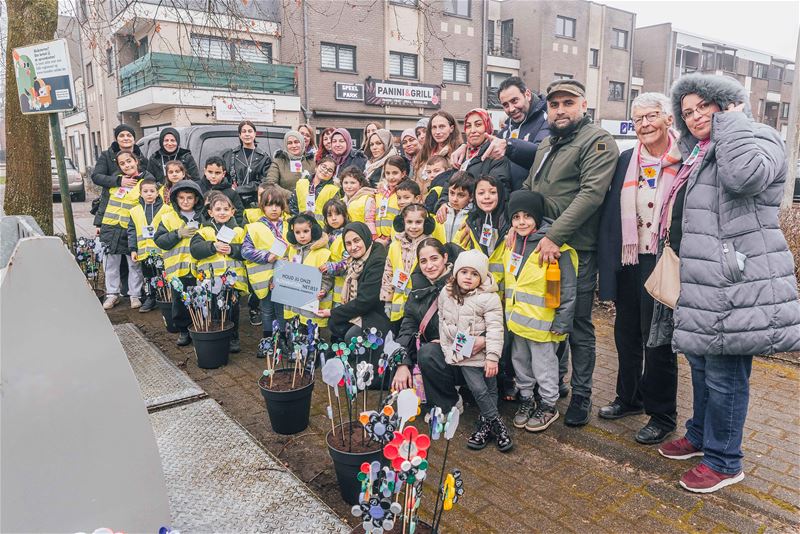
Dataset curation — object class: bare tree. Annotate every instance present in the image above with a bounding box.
[4,0,58,233]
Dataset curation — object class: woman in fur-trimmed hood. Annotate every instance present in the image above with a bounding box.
[651,73,799,494]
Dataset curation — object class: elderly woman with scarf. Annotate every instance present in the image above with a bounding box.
[597,93,682,446]
[317,222,390,342]
[265,130,316,195]
[650,74,800,494]
[329,128,368,177]
[363,129,399,187]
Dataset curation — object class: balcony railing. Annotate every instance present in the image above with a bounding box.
[488,37,520,60]
[118,52,297,96]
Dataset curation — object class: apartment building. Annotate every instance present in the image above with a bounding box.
[486,0,636,127]
[635,23,794,138]
[281,0,485,143]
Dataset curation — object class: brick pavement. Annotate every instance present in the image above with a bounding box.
[108,302,800,533]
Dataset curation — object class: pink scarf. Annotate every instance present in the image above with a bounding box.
[620,130,682,265]
[654,138,711,250]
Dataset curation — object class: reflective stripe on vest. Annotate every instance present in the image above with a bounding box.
[283,246,332,327]
[244,221,283,299]
[387,240,416,322]
[194,226,247,291]
[102,183,141,228]
[375,192,400,238]
[346,194,370,224]
[130,204,166,261]
[160,210,195,280]
[296,179,340,224]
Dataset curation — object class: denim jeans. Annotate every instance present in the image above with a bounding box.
[684,353,753,474]
[260,291,285,334]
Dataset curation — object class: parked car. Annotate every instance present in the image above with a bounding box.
[136,125,290,169]
[52,157,85,202]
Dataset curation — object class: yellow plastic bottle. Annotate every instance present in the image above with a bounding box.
[545,261,561,309]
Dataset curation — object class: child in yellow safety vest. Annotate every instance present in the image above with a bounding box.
[392,180,446,244]
[242,186,291,339]
[189,192,247,353]
[154,179,205,347]
[284,213,334,328]
[127,177,171,313]
[374,155,408,246]
[340,166,376,238]
[162,160,187,204]
[380,204,438,332]
[290,156,340,224]
[320,198,350,307]
[501,190,578,434]
[101,150,154,311]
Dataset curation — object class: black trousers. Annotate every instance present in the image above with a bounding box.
[613,254,678,431]
[417,342,463,413]
[329,309,390,342]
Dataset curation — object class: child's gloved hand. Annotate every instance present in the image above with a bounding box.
[177,226,198,238]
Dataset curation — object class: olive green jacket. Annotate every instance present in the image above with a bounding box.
[265,151,316,195]
[523,116,618,251]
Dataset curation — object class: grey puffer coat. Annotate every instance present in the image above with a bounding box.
[649,73,800,356]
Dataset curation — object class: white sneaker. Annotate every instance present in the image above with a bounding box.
[103,294,120,310]
[130,296,142,309]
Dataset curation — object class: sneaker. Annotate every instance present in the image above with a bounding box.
[525,404,560,432]
[139,297,156,313]
[513,396,536,428]
[102,294,120,310]
[489,416,513,452]
[130,296,143,309]
[229,337,241,353]
[467,416,492,450]
[176,331,191,346]
[658,437,704,460]
[564,394,591,427]
[679,463,744,493]
[249,309,262,327]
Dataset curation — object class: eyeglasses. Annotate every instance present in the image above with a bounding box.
[318,166,335,175]
[681,101,714,121]
[632,111,662,126]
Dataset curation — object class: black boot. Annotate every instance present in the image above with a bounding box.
[139,296,156,313]
[467,416,493,450]
[490,416,513,452]
[177,331,191,346]
[230,332,241,353]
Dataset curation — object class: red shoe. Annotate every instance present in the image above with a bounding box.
[658,437,704,460]
[679,463,744,493]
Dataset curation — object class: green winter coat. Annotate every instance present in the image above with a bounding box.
[265,150,316,195]
[523,116,618,251]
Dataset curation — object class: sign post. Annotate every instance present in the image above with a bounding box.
[12,38,77,246]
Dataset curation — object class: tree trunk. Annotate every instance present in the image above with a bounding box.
[4,0,58,234]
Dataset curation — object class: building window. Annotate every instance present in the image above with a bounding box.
[487,71,510,88]
[487,20,495,50]
[487,71,510,109]
[443,59,469,84]
[609,81,625,101]
[389,51,418,79]
[554,72,573,80]
[750,62,768,79]
[612,28,628,50]
[586,108,596,121]
[589,48,599,67]
[85,62,94,87]
[135,37,149,59]
[781,102,790,119]
[320,43,356,72]
[443,0,470,18]
[556,16,576,38]
[106,47,114,75]
[191,34,272,64]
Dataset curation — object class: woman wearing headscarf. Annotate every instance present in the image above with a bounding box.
[651,73,800,493]
[147,127,200,184]
[265,130,316,195]
[329,128,367,176]
[363,128,399,187]
[597,92,681,446]
[316,221,389,342]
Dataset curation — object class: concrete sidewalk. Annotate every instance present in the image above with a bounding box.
[108,302,800,533]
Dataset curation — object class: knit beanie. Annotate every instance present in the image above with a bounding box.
[416,118,429,130]
[114,124,136,140]
[343,221,373,250]
[453,249,489,283]
[508,190,545,228]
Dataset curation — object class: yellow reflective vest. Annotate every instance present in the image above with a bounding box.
[346,192,371,224]
[283,245,332,328]
[192,226,248,292]
[244,207,263,224]
[375,191,400,239]
[391,219,446,244]
[329,234,346,306]
[129,202,170,261]
[159,210,196,280]
[102,178,142,228]
[243,220,289,299]
[500,244,578,343]
[295,178,340,224]
[385,240,418,322]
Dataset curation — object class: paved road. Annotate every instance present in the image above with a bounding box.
[0,183,97,237]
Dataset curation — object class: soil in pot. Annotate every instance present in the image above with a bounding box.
[258,368,315,435]
[326,421,383,454]
[327,421,384,505]
[189,321,233,369]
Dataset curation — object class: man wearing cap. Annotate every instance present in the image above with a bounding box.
[451,76,550,192]
[91,123,148,228]
[521,79,618,427]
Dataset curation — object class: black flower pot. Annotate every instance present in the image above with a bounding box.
[327,422,384,505]
[156,300,178,333]
[188,322,233,369]
[258,369,315,435]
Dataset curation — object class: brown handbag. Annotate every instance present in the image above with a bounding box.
[645,199,681,309]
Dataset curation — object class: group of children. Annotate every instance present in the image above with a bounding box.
[99,144,578,453]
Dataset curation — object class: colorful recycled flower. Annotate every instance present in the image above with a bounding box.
[356,361,375,390]
[442,469,464,511]
[352,463,402,534]
[359,405,399,445]
[363,327,385,350]
[426,407,444,440]
[383,426,430,473]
